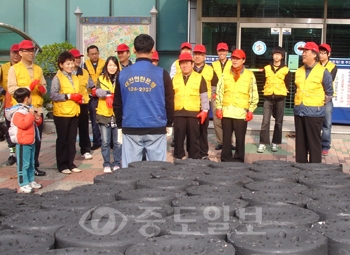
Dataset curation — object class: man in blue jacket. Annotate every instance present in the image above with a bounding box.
[113,34,174,168]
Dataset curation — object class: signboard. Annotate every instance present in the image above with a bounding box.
[288,55,299,70]
[252,41,267,55]
[80,16,151,62]
[331,58,350,108]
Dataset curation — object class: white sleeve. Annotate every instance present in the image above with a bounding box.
[169,61,177,79]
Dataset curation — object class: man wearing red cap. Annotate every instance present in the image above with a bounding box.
[295,42,333,163]
[170,42,192,79]
[0,43,21,166]
[7,40,47,176]
[172,52,209,159]
[116,43,133,69]
[319,43,338,156]
[211,42,235,151]
[216,49,259,162]
[151,50,159,66]
[193,44,218,160]
[71,49,95,160]
[84,45,105,151]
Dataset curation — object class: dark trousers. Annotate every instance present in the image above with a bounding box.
[78,104,91,155]
[221,117,247,163]
[54,116,79,171]
[259,97,285,144]
[35,113,44,168]
[173,116,200,159]
[294,115,323,163]
[199,114,209,157]
[88,97,101,147]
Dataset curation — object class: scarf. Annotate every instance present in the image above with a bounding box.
[231,66,243,82]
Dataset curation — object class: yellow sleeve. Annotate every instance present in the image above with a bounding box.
[215,74,224,109]
[248,73,259,112]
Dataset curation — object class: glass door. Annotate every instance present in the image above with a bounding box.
[239,23,322,115]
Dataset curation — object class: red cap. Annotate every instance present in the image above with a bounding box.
[217,42,228,51]
[151,50,159,61]
[116,43,129,52]
[193,44,206,53]
[69,49,83,58]
[180,42,192,50]
[298,42,319,53]
[19,40,35,50]
[231,49,246,59]
[179,52,193,62]
[319,43,331,52]
[10,44,19,52]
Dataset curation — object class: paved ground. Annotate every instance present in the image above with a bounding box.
[0,116,349,193]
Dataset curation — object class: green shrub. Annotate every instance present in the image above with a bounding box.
[35,42,75,76]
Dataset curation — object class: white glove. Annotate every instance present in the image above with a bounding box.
[118,129,123,144]
[166,127,173,137]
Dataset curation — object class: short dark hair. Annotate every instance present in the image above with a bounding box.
[57,51,74,70]
[134,34,154,54]
[13,88,30,103]
[87,45,99,53]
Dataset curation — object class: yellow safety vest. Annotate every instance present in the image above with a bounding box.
[263,65,289,96]
[53,71,80,117]
[12,61,44,107]
[0,62,11,92]
[322,61,336,96]
[85,59,105,84]
[173,72,202,112]
[295,64,326,107]
[196,64,213,99]
[96,76,114,117]
[78,69,90,104]
[212,59,232,77]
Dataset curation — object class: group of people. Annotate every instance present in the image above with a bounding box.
[0,34,336,193]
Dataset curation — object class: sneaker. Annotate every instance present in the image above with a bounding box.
[271,143,278,152]
[30,181,42,189]
[322,149,329,156]
[71,168,82,173]
[257,144,266,153]
[82,152,93,160]
[34,168,46,176]
[103,166,112,173]
[113,166,120,171]
[18,185,33,193]
[201,156,210,160]
[6,155,16,166]
[61,169,71,174]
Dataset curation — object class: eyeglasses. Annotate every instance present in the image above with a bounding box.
[21,49,35,53]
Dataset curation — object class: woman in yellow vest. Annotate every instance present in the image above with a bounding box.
[257,46,290,153]
[50,51,83,174]
[95,56,121,173]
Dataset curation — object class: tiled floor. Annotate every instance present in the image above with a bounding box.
[0,119,349,193]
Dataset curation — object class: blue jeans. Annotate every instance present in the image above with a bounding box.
[122,133,167,168]
[16,144,35,186]
[321,100,333,150]
[88,97,101,147]
[99,124,121,168]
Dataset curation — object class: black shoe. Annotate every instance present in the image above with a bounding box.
[91,144,101,150]
[201,156,210,160]
[231,145,236,150]
[6,155,16,166]
[170,141,175,147]
[34,168,46,176]
[215,144,222,150]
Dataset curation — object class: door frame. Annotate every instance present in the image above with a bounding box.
[238,23,324,49]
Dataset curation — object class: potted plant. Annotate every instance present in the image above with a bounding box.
[35,42,75,118]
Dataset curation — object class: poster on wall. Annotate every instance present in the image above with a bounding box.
[80,17,151,62]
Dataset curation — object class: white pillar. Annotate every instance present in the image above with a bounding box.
[74,6,83,51]
[150,6,158,48]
